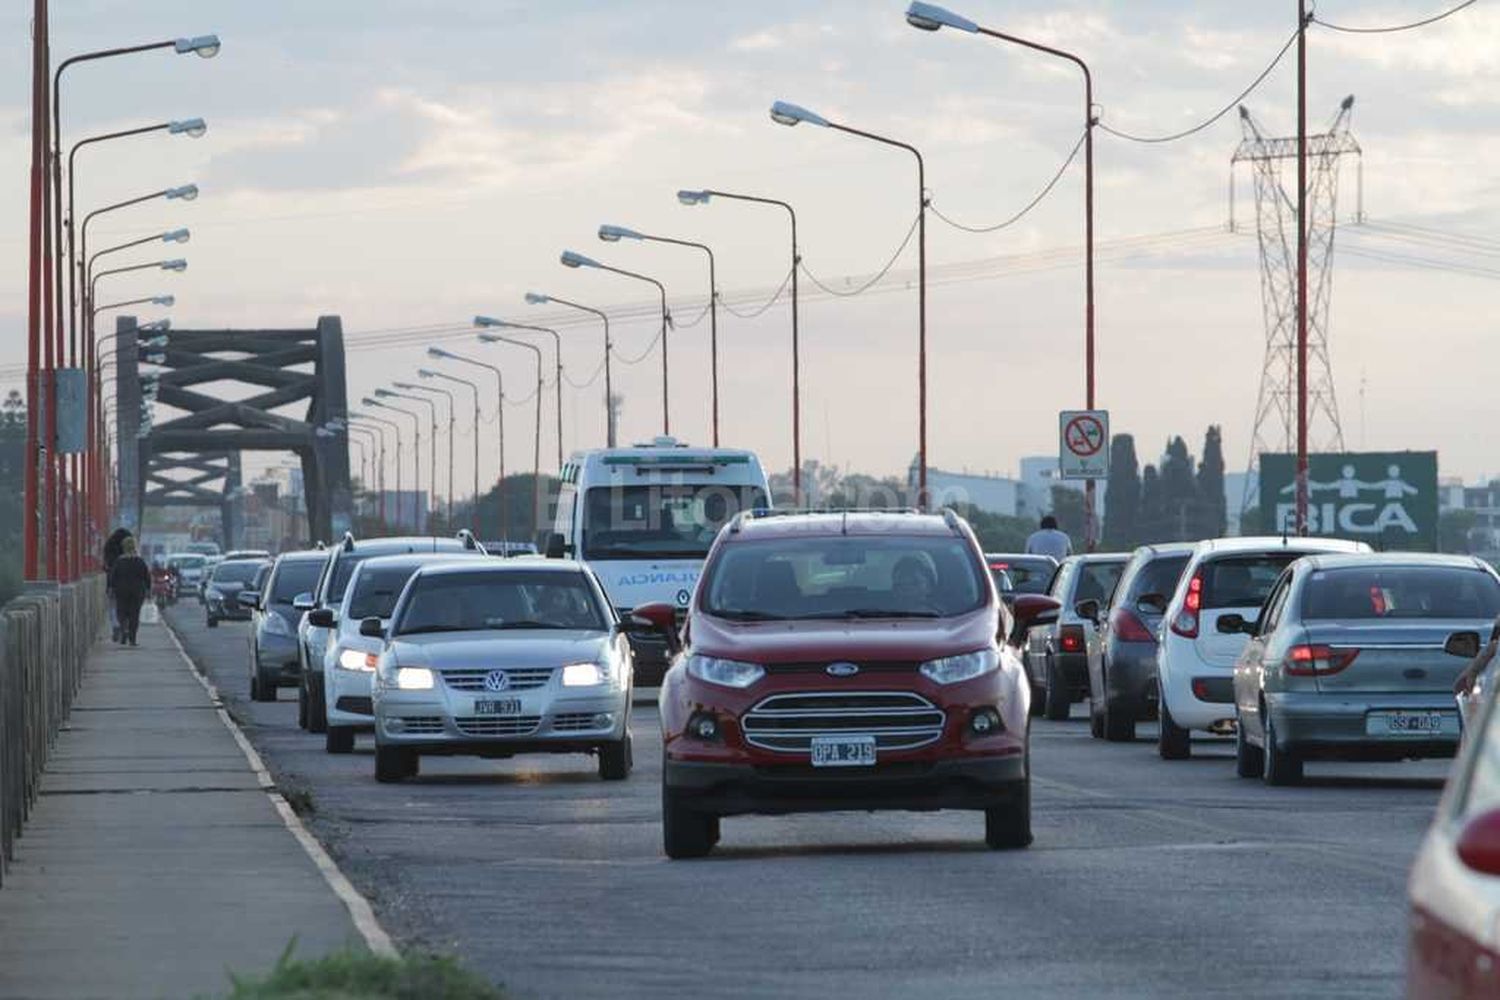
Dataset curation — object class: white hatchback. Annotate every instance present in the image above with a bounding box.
[1156,535,1369,759]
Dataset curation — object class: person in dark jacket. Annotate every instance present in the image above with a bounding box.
[103,528,132,642]
[108,537,151,646]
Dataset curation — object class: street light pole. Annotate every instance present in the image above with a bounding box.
[349,416,390,529]
[678,188,801,500]
[526,293,613,447]
[473,317,564,468]
[364,398,421,532]
[376,390,435,532]
[421,368,480,528]
[560,251,672,437]
[474,326,544,536]
[1295,0,1310,535]
[399,381,455,528]
[905,2,1097,543]
[429,347,508,540]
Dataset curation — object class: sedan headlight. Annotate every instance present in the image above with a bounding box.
[561,662,607,687]
[919,647,1000,685]
[206,587,223,600]
[339,649,375,672]
[262,614,292,638]
[686,654,765,689]
[395,667,434,690]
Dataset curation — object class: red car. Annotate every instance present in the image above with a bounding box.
[641,509,1051,859]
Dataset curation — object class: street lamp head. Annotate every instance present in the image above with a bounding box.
[417,368,438,378]
[162,228,190,244]
[373,388,398,398]
[769,100,829,128]
[560,250,600,269]
[904,1,979,33]
[316,427,334,438]
[677,189,711,206]
[144,335,169,347]
[168,118,208,138]
[143,353,166,364]
[360,397,381,407]
[166,184,199,201]
[162,259,188,272]
[523,291,550,305]
[425,346,452,360]
[393,381,417,390]
[141,318,171,332]
[175,34,222,58]
[473,315,508,329]
[476,332,503,344]
[598,224,643,243]
[151,295,175,306]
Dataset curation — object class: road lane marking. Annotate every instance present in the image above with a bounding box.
[162,620,399,958]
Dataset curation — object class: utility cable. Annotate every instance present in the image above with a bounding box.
[563,357,608,390]
[1313,0,1478,33]
[718,267,794,319]
[611,327,666,366]
[800,212,922,297]
[930,129,1088,233]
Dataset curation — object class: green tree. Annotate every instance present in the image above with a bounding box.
[1139,463,1164,543]
[1195,425,1227,539]
[1050,486,1087,551]
[1103,434,1141,549]
[1159,437,1197,541]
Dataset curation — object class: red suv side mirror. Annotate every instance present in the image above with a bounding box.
[1008,595,1062,646]
[1457,808,1500,876]
[629,602,682,654]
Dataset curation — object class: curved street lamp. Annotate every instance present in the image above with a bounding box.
[361,398,419,531]
[396,380,456,528]
[526,291,614,447]
[420,367,481,528]
[474,323,545,531]
[428,346,509,540]
[374,389,434,531]
[474,316,563,468]
[769,99,929,509]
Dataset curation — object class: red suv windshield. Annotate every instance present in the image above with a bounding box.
[702,535,986,621]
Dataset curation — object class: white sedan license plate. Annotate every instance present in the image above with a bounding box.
[1366,711,1458,737]
[810,735,877,767]
[473,698,521,716]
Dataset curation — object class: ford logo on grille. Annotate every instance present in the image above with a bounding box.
[825,662,860,677]
[483,670,511,692]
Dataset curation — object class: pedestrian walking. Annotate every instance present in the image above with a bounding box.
[1024,515,1073,562]
[108,537,151,646]
[103,527,132,642]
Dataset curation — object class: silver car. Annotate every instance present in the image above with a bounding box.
[368,560,634,783]
[1230,553,1500,785]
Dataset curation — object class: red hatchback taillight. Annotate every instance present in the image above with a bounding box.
[1170,573,1204,639]
[1284,644,1360,676]
[1110,606,1156,644]
[1059,624,1086,654]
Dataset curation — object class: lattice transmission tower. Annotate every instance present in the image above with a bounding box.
[1230,96,1362,508]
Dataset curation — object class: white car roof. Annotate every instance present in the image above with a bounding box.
[1189,535,1369,560]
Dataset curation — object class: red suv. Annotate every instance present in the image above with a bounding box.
[642,509,1040,859]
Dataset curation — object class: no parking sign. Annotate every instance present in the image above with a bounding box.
[1059,410,1109,480]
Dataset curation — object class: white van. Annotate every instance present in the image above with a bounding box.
[548,437,770,682]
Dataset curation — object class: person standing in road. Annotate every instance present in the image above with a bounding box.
[108,537,151,646]
[1025,515,1073,562]
[103,527,132,642]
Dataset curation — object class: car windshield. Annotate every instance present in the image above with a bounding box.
[212,560,263,584]
[1127,555,1190,606]
[582,484,768,561]
[987,557,1055,595]
[704,535,986,621]
[270,559,324,604]
[169,555,206,570]
[1073,560,1127,605]
[1302,565,1500,620]
[1200,554,1304,610]
[347,564,425,620]
[395,570,606,635]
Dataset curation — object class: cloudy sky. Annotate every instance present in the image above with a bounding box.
[4,0,1497,495]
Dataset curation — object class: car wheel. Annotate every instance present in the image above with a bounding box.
[1103,686,1137,743]
[374,744,416,783]
[1043,657,1071,721]
[598,735,632,781]
[984,780,1033,850]
[326,726,355,754]
[307,674,328,734]
[1088,693,1105,739]
[1262,711,1303,786]
[206,616,218,629]
[1157,682,1191,760]
[662,781,716,859]
[248,671,261,701]
[1027,683,1045,718]
[1235,708,1264,778]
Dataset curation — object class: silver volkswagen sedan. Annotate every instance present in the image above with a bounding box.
[1229,553,1500,785]
[367,560,638,783]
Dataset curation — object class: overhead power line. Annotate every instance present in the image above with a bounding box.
[1313,0,1479,33]
[800,212,922,297]
[930,128,1088,233]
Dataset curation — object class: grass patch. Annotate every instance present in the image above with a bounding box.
[278,783,316,818]
[220,944,506,999]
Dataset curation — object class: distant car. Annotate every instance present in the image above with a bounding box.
[165,553,210,597]
[246,550,328,702]
[316,552,488,754]
[1024,553,1128,721]
[185,541,221,558]
[1155,536,1370,760]
[204,557,269,627]
[483,540,540,558]
[222,549,272,562]
[369,560,634,783]
[1231,553,1499,784]
[1083,543,1194,741]
[984,553,1058,604]
[1407,632,1500,998]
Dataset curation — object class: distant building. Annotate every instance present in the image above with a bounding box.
[916,465,1023,517]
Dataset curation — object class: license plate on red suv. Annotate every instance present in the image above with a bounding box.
[810,735,877,767]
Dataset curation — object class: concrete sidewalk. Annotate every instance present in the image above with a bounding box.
[0,617,377,1000]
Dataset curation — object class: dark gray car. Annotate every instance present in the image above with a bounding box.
[204,558,269,627]
[1025,553,1128,720]
[245,550,329,702]
[1083,543,1194,742]
[1231,553,1500,785]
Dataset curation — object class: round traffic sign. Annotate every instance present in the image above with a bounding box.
[1064,415,1105,457]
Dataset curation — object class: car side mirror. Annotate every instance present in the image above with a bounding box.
[358,617,385,639]
[1136,593,1167,615]
[1009,594,1062,645]
[292,592,315,612]
[1458,808,1500,877]
[544,532,569,559]
[1074,599,1101,623]
[628,601,681,654]
[307,608,336,629]
[238,590,260,610]
[1217,613,1256,636]
[1445,631,1483,659]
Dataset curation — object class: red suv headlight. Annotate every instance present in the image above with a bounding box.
[918,647,1000,685]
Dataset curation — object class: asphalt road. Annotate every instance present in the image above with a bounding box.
[167,605,1444,1000]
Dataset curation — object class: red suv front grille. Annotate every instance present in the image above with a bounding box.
[741,691,946,754]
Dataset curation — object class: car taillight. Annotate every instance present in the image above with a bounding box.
[1111,607,1156,644]
[1284,644,1359,676]
[1059,625,1085,654]
[1170,573,1203,638]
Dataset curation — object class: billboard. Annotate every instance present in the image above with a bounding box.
[1259,451,1438,551]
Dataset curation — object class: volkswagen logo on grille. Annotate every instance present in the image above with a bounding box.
[483,670,511,692]
[825,662,860,678]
